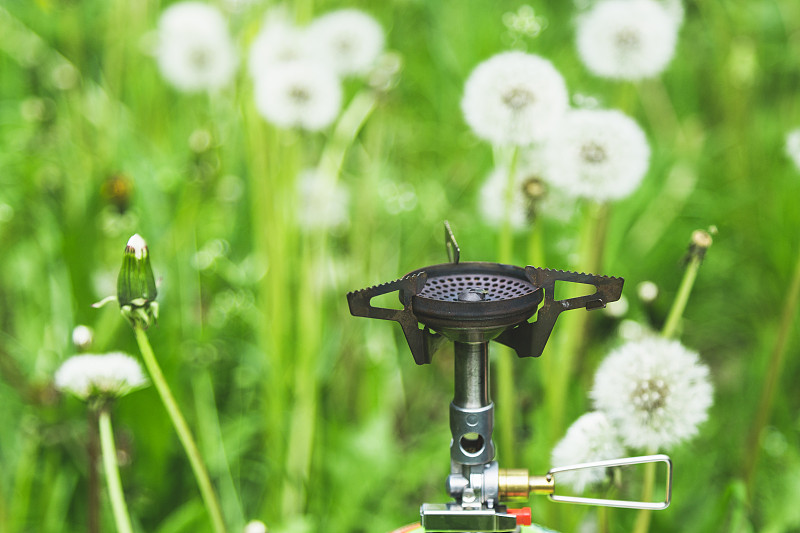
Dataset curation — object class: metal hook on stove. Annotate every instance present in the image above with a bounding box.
[444,221,460,264]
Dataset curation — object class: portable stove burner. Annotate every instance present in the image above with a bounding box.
[403,262,542,332]
[347,223,672,533]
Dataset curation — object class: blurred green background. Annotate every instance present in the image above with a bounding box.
[2,0,800,532]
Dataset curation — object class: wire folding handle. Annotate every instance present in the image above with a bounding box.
[547,454,673,510]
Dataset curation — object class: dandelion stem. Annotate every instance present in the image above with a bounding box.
[632,447,658,533]
[598,506,609,533]
[661,251,702,340]
[133,326,227,533]
[280,89,377,518]
[743,245,800,494]
[317,89,377,181]
[98,408,133,533]
[88,408,101,533]
[634,233,710,533]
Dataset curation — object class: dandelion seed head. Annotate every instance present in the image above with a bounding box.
[296,169,350,232]
[785,128,800,171]
[590,337,713,450]
[551,412,626,493]
[306,9,385,77]
[155,2,238,92]
[254,61,342,131]
[249,14,311,79]
[55,353,147,401]
[243,520,267,533]
[462,51,568,146]
[576,0,678,81]
[543,109,650,201]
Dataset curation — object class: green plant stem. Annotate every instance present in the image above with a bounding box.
[598,506,609,533]
[634,248,707,533]
[632,448,658,533]
[98,408,133,533]
[133,327,227,533]
[88,408,101,533]
[661,253,702,340]
[317,89,377,181]
[281,91,377,518]
[743,245,800,493]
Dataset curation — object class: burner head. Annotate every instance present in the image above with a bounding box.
[403,262,543,333]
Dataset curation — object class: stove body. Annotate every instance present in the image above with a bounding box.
[347,224,667,532]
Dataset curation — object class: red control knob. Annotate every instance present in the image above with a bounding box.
[507,507,532,526]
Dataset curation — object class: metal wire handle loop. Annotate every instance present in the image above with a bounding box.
[547,454,673,510]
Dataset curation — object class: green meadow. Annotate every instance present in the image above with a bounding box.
[1,1,800,532]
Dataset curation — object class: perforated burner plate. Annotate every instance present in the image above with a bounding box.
[419,273,536,302]
[402,262,544,331]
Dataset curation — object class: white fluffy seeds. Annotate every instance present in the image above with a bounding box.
[551,412,626,492]
[155,2,238,92]
[306,9,385,77]
[591,337,713,450]
[55,353,147,400]
[462,51,569,146]
[542,109,650,201]
[253,61,342,131]
[576,0,679,81]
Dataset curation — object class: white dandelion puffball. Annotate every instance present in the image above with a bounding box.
[243,520,267,533]
[254,61,342,131]
[551,412,626,493]
[462,51,569,146]
[248,14,311,80]
[785,128,800,171]
[296,169,350,231]
[660,0,686,26]
[306,9,385,77]
[155,2,238,92]
[576,0,679,81]
[55,353,147,400]
[542,109,650,202]
[591,337,713,450]
[478,167,529,231]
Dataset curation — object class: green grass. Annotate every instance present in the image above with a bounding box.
[2,0,800,532]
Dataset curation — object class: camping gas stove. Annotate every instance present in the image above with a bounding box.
[347,223,672,532]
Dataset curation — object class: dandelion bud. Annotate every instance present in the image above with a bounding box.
[117,234,159,328]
